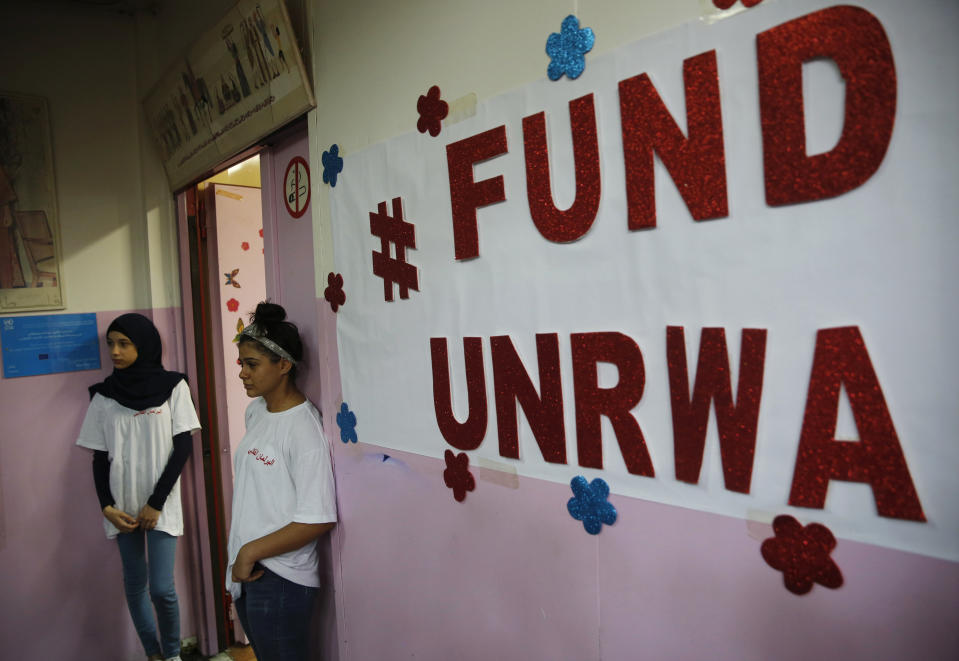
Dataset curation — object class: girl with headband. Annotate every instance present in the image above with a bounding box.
[227,301,337,660]
[76,313,201,661]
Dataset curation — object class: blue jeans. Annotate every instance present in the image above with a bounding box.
[116,529,180,659]
[235,565,318,661]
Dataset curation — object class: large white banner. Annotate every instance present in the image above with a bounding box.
[331,0,959,561]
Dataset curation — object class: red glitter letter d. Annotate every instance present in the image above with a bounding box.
[757,6,896,206]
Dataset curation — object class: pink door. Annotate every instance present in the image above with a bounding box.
[260,125,322,405]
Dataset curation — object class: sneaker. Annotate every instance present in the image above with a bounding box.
[165,657,182,661]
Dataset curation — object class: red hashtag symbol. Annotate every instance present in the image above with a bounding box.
[369,197,419,301]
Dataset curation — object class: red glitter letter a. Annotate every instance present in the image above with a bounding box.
[788,327,925,521]
[757,6,896,205]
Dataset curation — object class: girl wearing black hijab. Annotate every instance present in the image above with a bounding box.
[76,313,200,661]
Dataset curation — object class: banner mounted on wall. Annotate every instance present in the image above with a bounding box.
[330,0,959,563]
[144,0,314,191]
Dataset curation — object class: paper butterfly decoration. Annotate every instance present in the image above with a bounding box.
[224,268,241,288]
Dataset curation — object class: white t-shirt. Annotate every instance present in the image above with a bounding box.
[76,380,201,539]
[226,397,337,600]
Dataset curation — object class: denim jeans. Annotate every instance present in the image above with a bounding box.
[235,565,318,661]
[116,529,180,659]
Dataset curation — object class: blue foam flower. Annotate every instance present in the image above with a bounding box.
[322,144,344,187]
[546,15,595,81]
[336,401,357,443]
[567,476,617,534]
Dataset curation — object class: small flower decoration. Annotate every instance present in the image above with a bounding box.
[324,272,346,313]
[336,402,358,444]
[760,515,843,595]
[416,85,449,137]
[258,228,263,237]
[443,449,475,502]
[712,0,763,8]
[226,297,239,312]
[546,15,595,81]
[322,144,344,187]
[567,476,616,534]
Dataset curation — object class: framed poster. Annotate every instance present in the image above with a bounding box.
[143,0,315,191]
[0,92,64,312]
[0,313,100,377]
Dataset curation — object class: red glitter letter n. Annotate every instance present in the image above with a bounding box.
[618,50,727,229]
[491,334,566,464]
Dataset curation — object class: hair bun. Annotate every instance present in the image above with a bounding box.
[250,301,287,325]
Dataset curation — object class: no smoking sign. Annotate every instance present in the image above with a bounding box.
[284,156,311,219]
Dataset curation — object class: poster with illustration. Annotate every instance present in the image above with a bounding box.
[143,0,314,191]
[0,92,64,312]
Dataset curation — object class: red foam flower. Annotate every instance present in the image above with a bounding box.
[443,449,475,502]
[241,241,250,251]
[324,272,346,313]
[416,85,449,137]
[713,0,763,8]
[258,228,263,237]
[761,515,843,595]
[226,298,239,312]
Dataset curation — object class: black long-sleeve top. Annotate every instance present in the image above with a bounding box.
[92,430,193,511]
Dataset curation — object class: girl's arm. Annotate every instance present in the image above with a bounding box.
[93,450,138,532]
[232,521,335,582]
[137,430,193,529]
[92,450,114,509]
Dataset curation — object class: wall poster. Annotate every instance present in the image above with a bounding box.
[0,92,64,313]
[144,0,314,191]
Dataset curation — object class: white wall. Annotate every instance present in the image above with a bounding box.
[0,2,237,658]
[308,0,703,290]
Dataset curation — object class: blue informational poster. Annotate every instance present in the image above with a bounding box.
[0,313,101,378]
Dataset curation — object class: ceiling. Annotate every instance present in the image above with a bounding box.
[11,0,164,16]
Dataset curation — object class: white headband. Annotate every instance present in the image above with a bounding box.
[237,323,297,364]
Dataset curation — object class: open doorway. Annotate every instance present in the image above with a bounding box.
[174,119,316,657]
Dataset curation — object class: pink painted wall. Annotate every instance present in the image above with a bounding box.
[325,443,958,661]
[0,308,205,660]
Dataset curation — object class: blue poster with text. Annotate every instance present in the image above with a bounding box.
[0,313,100,378]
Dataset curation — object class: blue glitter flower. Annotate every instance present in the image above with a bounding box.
[336,402,357,443]
[546,15,595,81]
[322,144,344,187]
[567,476,617,534]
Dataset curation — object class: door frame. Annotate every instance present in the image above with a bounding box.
[173,116,313,656]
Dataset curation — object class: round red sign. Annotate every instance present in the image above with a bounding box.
[283,156,311,219]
